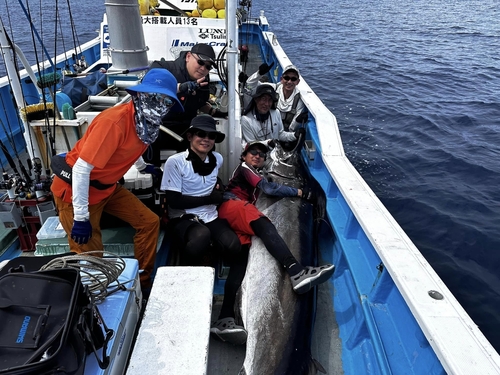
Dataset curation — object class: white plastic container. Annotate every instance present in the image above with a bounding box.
[36,216,67,240]
[123,164,153,190]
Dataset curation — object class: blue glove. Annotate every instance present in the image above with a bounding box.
[141,164,162,178]
[179,81,199,95]
[71,220,92,244]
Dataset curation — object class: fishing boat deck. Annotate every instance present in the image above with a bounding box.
[206,274,342,374]
[0,40,345,375]
[208,296,246,374]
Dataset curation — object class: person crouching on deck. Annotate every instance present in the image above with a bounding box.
[51,68,183,291]
[160,114,248,345]
[217,141,335,295]
[241,84,303,149]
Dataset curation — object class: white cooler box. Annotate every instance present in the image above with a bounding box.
[122,165,154,200]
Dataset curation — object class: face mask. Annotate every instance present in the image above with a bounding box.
[133,92,174,144]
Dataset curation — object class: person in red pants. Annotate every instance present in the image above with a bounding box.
[217,141,335,295]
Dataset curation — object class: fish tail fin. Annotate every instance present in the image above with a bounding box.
[309,357,327,374]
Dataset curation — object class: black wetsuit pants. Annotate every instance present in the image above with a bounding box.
[250,217,302,275]
[173,217,248,320]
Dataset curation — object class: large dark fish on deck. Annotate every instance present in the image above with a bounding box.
[238,143,326,375]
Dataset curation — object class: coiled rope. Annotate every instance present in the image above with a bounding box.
[40,251,132,303]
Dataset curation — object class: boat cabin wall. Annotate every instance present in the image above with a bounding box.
[141,16,226,63]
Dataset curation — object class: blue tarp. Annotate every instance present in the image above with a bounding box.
[61,71,108,107]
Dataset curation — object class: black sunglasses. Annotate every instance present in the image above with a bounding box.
[282,75,298,82]
[248,149,266,158]
[194,130,217,140]
[192,53,214,70]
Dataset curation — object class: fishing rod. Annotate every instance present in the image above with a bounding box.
[0,139,32,184]
[0,97,33,183]
[15,0,56,70]
[105,66,150,75]
[0,139,20,176]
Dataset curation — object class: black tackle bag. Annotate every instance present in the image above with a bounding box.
[0,267,113,375]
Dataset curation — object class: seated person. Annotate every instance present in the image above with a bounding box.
[148,44,224,162]
[244,63,306,132]
[218,141,335,294]
[160,114,248,345]
[50,68,183,291]
[241,84,302,148]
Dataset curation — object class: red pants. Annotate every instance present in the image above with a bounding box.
[54,184,159,287]
[218,199,265,246]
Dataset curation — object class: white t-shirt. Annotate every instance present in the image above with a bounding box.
[161,150,223,223]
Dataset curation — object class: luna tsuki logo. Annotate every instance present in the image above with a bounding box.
[198,28,226,40]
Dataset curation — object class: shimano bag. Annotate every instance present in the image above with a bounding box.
[0,267,113,375]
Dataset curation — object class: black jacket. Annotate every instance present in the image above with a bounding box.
[150,52,210,127]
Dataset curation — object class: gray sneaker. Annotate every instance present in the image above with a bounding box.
[210,317,247,345]
[291,264,335,294]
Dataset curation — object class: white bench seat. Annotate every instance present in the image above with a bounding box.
[126,266,215,375]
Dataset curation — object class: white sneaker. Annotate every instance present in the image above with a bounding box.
[210,317,247,345]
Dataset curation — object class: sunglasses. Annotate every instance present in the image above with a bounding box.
[248,149,266,158]
[153,94,174,107]
[282,75,298,82]
[194,130,218,140]
[192,53,214,70]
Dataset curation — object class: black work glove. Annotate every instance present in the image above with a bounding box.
[267,139,276,149]
[179,81,199,95]
[212,109,228,118]
[207,189,224,205]
[301,186,315,202]
[239,72,249,84]
[258,62,274,75]
[296,111,309,124]
[294,127,306,140]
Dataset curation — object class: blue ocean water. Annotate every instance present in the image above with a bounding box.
[1,0,499,354]
[251,0,500,352]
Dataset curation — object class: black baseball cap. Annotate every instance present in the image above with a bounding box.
[190,44,215,63]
